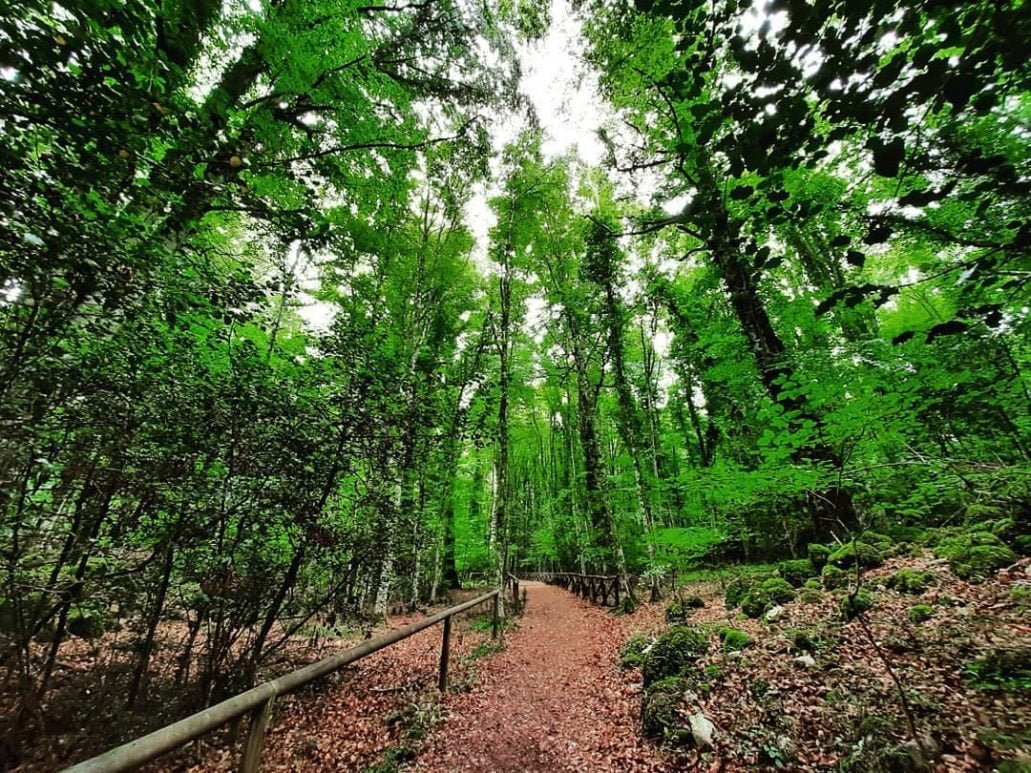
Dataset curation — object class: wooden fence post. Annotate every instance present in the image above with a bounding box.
[238,696,275,773]
[438,616,452,692]
[491,593,500,640]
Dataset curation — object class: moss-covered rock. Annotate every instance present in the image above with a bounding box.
[619,633,653,669]
[760,577,796,604]
[803,577,822,590]
[665,600,687,623]
[807,543,832,570]
[740,588,772,619]
[641,676,687,738]
[907,604,934,624]
[935,531,1017,581]
[68,609,106,639]
[887,568,936,594]
[828,541,884,569]
[821,564,848,589]
[724,576,752,609]
[840,589,875,621]
[642,625,710,685]
[776,559,816,587]
[798,588,824,604]
[717,627,751,651]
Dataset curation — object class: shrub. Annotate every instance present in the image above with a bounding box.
[840,590,874,621]
[641,676,687,738]
[935,531,1017,581]
[829,541,884,569]
[776,559,816,587]
[907,604,934,624]
[665,600,686,623]
[718,627,751,651]
[760,577,796,604]
[807,543,832,570]
[803,577,822,590]
[642,625,709,685]
[887,569,936,594]
[620,634,653,669]
[821,564,848,590]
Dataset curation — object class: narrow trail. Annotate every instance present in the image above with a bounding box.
[413,582,669,772]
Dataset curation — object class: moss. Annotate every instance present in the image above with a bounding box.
[718,627,751,651]
[934,531,1016,581]
[641,676,687,738]
[68,609,106,639]
[787,628,821,652]
[886,568,936,594]
[803,577,822,590]
[828,541,884,569]
[619,633,653,669]
[642,625,709,685]
[724,576,751,609]
[760,577,796,603]
[840,589,875,621]
[907,604,934,624]
[797,588,824,604]
[740,588,773,618]
[860,531,895,550]
[807,543,832,570]
[821,564,848,589]
[776,559,816,587]
[683,594,705,608]
[1009,584,1031,611]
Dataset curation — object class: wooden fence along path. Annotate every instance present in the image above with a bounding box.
[527,572,622,607]
[63,587,514,773]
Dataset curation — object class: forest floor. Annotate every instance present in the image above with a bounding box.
[10,553,1030,771]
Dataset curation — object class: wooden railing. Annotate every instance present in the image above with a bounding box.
[529,572,622,607]
[63,587,510,773]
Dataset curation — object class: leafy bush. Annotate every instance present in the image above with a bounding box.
[934,531,1016,581]
[641,676,687,738]
[828,541,884,569]
[619,634,653,669]
[840,590,874,620]
[665,600,687,623]
[887,569,936,594]
[907,604,934,623]
[760,577,796,603]
[776,559,816,587]
[807,543,831,570]
[821,564,848,590]
[718,627,751,651]
[642,625,709,685]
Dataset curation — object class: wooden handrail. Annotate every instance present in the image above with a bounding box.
[63,589,503,773]
[529,572,623,607]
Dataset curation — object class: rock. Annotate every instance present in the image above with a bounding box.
[688,712,716,749]
[765,605,786,622]
[793,654,816,668]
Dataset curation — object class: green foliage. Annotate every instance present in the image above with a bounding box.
[775,559,816,587]
[620,634,653,669]
[642,625,710,686]
[740,589,773,619]
[829,542,885,570]
[641,676,687,738]
[963,648,1031,691]
[907,604,935,624]
[821,565,849,590]
[759,578,796,604]
[840,590,875,621]
[807,544,832,570]
[935,532,1017,581]
[718,627,751,652]
[887,569,937,595]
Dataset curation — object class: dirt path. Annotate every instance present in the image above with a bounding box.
[412,582,668,772]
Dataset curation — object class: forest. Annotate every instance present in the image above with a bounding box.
[0,0,1028,770]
